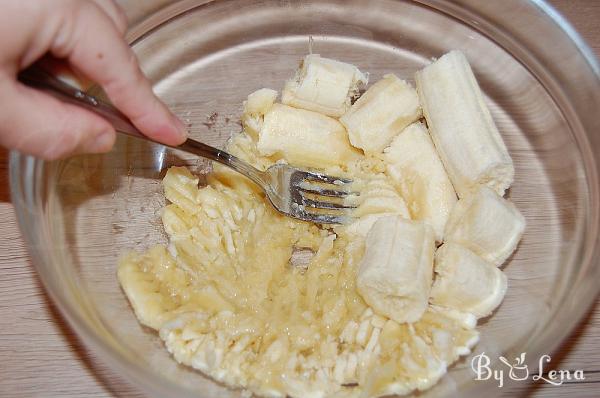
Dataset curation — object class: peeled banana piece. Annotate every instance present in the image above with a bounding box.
[343,175,411,237]
[351,175,411,219]
[340,74,421,154]
[282,54,367,117]
[242,88,278,139]
[257,103,357,168]
[415,50,514,198]
[445,186,525,266]
[430,243,507,318]
[384,122,457,242]
[246,88,278,115]
[357,216,435,323]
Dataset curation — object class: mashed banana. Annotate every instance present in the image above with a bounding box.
[118,130,479,398]
[116,52,524,398]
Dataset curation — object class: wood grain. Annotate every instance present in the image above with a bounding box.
[0,1,598,397]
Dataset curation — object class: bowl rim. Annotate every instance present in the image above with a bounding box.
[10,0,600,396]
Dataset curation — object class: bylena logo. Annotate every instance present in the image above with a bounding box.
[471,352,585,388]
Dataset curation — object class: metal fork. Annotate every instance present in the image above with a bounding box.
[19,67,355,224]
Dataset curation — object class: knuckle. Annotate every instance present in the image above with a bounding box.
[51,11,77,57]
[52,0,98,57]
[94,0,128,33]
[112,3,129,32]
[76,0,99,14]
[104,51,147,100]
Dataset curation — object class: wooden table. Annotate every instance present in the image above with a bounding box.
[0,1,598,397]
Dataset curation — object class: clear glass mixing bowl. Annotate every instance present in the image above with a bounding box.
[10,0,600,397]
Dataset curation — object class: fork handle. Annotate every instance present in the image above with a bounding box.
[18,66,268,187]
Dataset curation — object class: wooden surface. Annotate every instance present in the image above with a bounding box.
[0,1,599,397]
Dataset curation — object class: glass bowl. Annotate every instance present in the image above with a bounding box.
[10,0,600,397]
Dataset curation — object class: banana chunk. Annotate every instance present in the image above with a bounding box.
[343,176,411,237]
[246,88,278,115]
[350,175,411,219]
[445,186,525,266]
[242,88,278,139]
[430,243,507,318]
[357,216,435,323]
[384,122,457,242]
[340,74,421,154]
[282,54,367,117]
[257,103,356,168]
[415,50,514,198]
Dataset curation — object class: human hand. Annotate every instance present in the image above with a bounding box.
[0,0,187,160]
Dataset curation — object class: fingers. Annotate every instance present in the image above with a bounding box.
[0,77,115,160]
[0,0,185,159]
[50,1,187,146]
[91,0,128,35]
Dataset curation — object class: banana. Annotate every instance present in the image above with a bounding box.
[118,51,529,398]
[384,122,457,242]
[343,213,397,239]
[350,175,411,218]
[428,304,477,330]
[430,243,508,318]
[162,166,202,215]
[257,103,357,168]
[340,74,421,154]
[356,216,435,323]
[415,50,514,198]
[282,54,367,117]
[118,246,187,330]
[246,88,279,115]
[444,186,525,266]
[367,321,445,397]
[342,175,411,237]
[414,308,480,363]
[366,308,479,398]
[242,88,278,139]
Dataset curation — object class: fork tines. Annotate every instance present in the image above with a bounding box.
[292,170,358,224]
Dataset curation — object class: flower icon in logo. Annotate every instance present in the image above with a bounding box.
[499,353,529,381]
